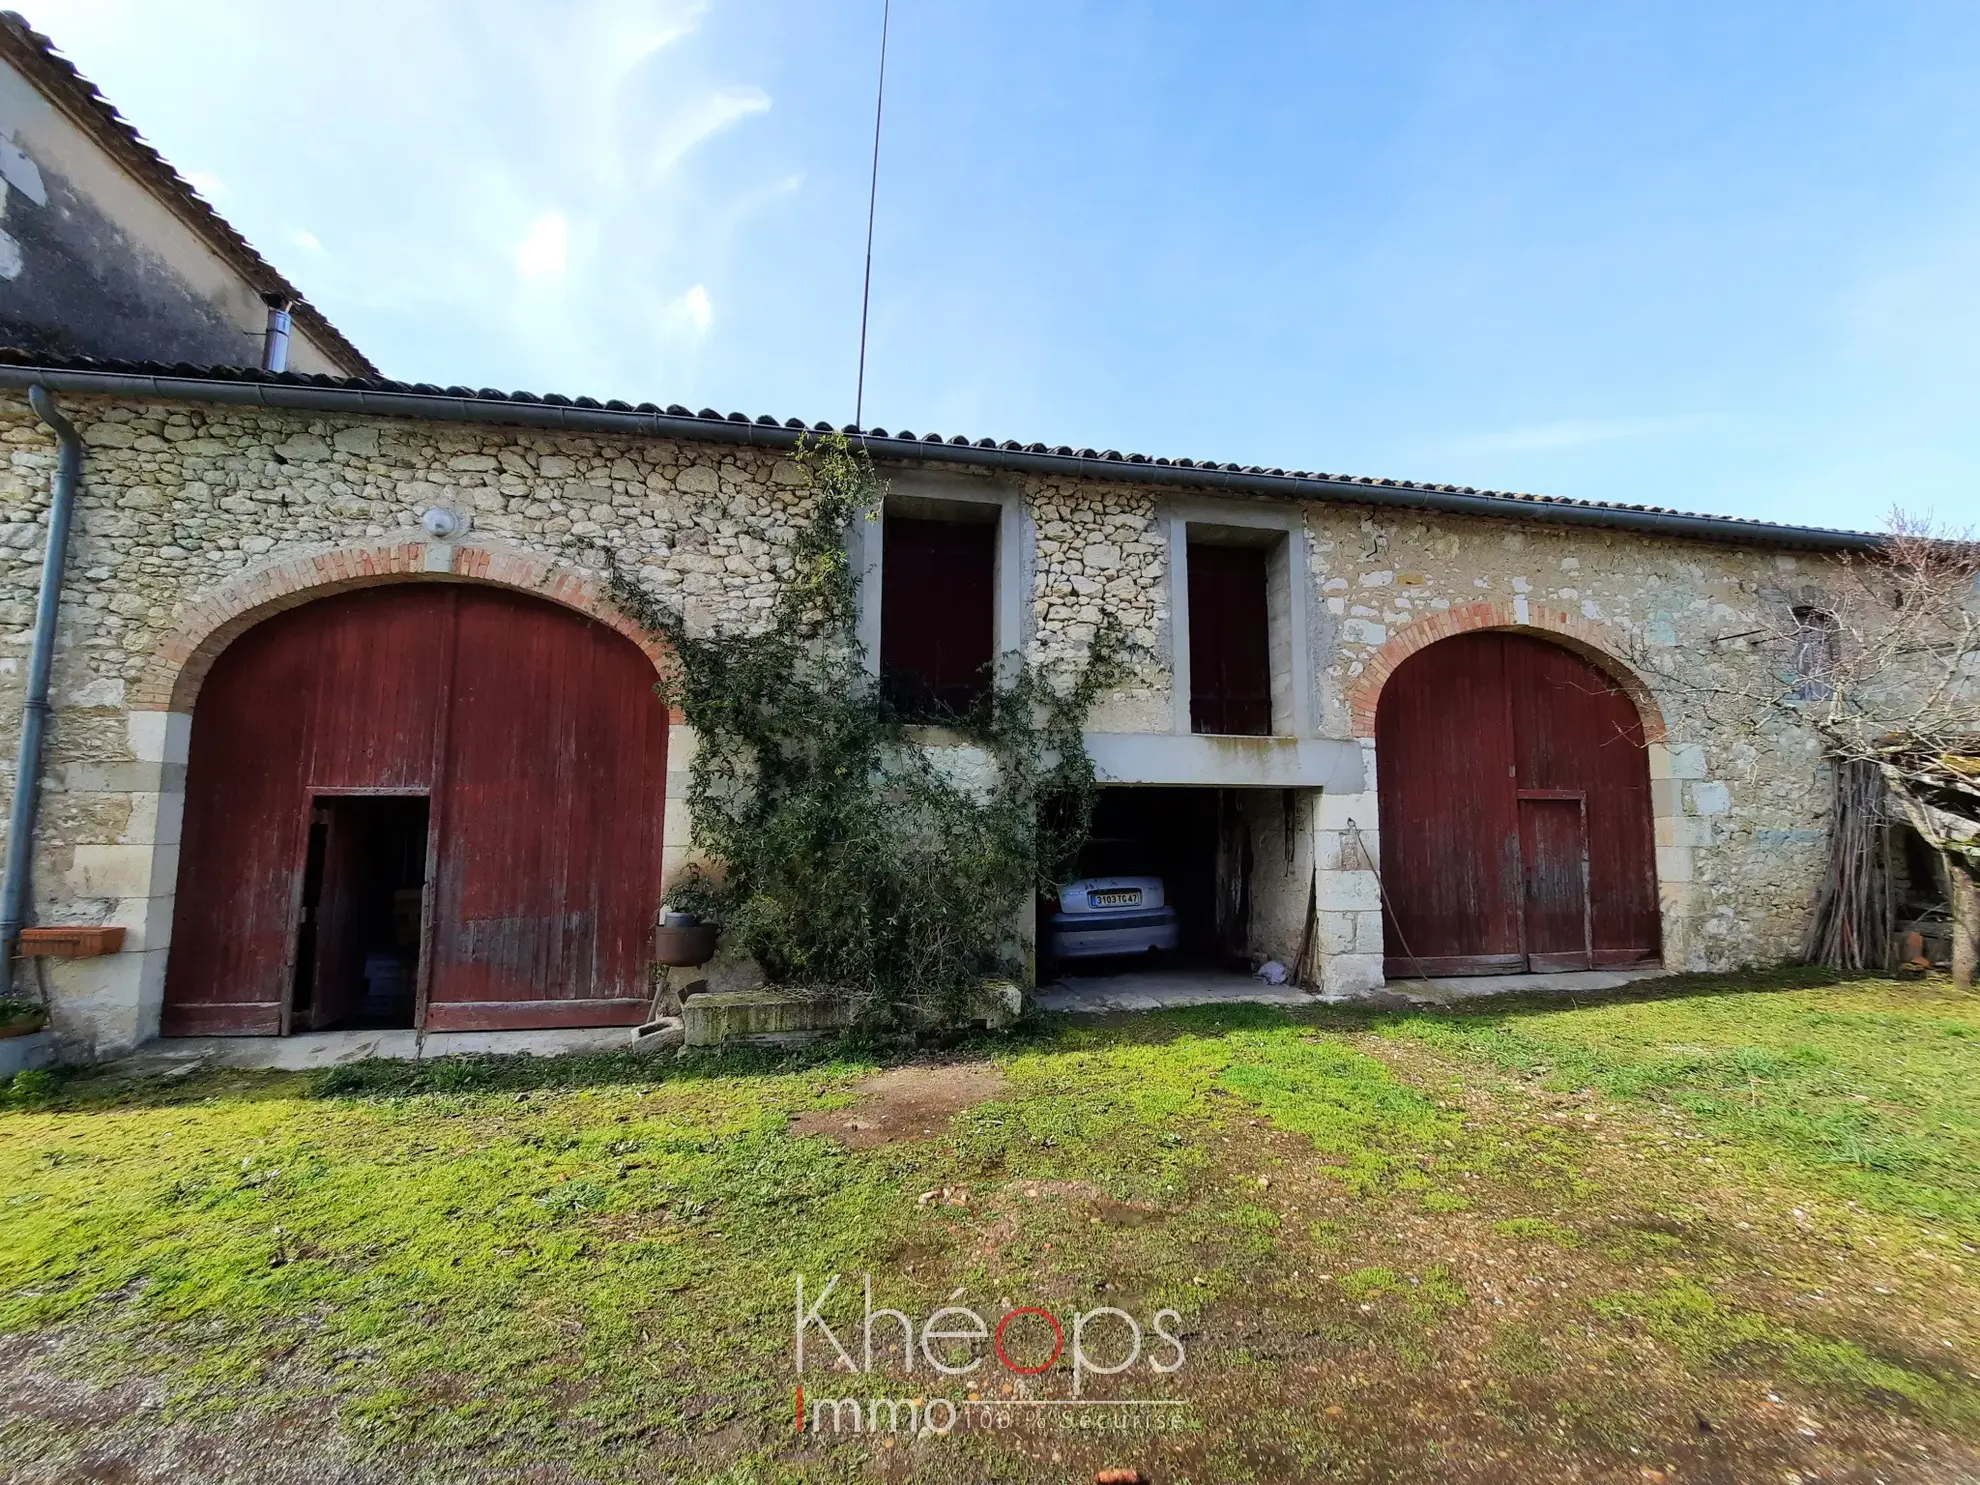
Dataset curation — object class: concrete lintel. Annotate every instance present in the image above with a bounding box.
[1085,732,1364,790]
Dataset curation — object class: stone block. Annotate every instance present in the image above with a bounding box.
[106,893,176,953]
[56,761,171,793]
[1322,953,1386,997]
[683,989,853,1046]
[1655,845,1694,883]
[1315,910,1360,955]
[1649,777,1683,819]
[67,843,171,900]
[1354,910,1386,951]
[121,789,185,847]
[1666,742,1708,779]
[1316,789,1377,832]
[128,711,190,766]
[1658,879,1697,917]
[1690,780,1732,816]
[1315,869,1381,912]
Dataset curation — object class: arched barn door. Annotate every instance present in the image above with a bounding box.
[1375,631,1659,977]
[162,585,668,1035]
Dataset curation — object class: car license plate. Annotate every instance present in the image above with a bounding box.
[1090,889,1141,907]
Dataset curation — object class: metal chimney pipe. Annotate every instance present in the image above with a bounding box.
[260,293,292,373]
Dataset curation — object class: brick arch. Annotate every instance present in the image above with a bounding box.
[131,538,676,714]
[1345,599,1667,742]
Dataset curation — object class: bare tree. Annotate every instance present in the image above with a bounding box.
[1640,512,1980,986]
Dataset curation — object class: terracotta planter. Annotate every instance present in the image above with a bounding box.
[0,1012,47,1040]
[653,922,719,968]
[19,926,125,958]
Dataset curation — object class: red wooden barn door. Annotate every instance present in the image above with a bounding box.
[164,587,449,1035]
[1375,632,1658,977]
[163,584,666,1035]
[422,589,669,1030]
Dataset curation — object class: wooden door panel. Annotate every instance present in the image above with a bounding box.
[1377,633,1523,974]
[1518,796,1591,970]
[1504,636,1660,961]
[422,589,667,1030]
[164,587,447,1034]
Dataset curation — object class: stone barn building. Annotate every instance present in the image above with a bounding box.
[0,359,1870,1060]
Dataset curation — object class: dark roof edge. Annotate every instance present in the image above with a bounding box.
[0,363,1883,554]
[0,12,377,378]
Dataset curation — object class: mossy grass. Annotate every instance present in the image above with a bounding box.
[5,972,1980,1480]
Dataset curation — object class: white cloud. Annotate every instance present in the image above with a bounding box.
[290,228,323,253]
[1456,414,1701,453]
[515,212,568,284]
[673,283,712,333]
[647,86,771,177]
[182,169,224,200]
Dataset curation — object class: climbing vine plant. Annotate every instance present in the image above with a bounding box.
[609,435,1127,1025]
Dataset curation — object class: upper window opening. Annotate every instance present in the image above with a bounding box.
[880,511,996,721]
[1188,539,1272,735]
[1789,605,1839,701]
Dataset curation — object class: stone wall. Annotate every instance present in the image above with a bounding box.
[1027,476,1169,733]
[1312,510,1838,969]
[0,389,1847,1056]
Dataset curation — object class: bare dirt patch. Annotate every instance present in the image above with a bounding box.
[787,1061,1008,1149]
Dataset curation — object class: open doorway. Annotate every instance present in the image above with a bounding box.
[291,795,429,1032]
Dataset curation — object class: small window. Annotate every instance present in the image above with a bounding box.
[1188,541,1272,735]
[880,512,996,719]
[1789,606,1838,701]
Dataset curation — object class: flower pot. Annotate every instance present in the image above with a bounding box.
[653,921,719,968]
[0,1011,47,1040]
[18,926,124,958]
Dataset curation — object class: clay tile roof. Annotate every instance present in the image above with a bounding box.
[0,10,375,377]
[0,348,1883,551]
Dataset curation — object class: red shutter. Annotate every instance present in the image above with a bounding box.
[1188,544,1273,735]
[879,514,996,717]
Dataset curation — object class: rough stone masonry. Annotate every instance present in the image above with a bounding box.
[0,387,1846,1058]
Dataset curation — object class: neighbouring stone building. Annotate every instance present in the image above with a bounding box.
[0,360,1876,1060]
[0,12,370,375]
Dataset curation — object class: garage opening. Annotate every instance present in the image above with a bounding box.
[1043,786,1318,995]
[291,795,428,1033]
[881,510,996,720]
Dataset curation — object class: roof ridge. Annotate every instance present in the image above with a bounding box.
[0,10,377,377]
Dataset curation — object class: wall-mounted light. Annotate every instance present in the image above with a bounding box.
[421,507,459,539]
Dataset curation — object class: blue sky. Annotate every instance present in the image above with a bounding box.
[24,1,1980,530]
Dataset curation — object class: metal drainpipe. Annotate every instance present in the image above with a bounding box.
[1,386,83,988]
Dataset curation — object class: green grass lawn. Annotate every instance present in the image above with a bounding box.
[4,970,1979,1483]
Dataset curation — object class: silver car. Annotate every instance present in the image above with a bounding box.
[1047,875,1181,961]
